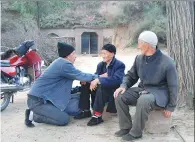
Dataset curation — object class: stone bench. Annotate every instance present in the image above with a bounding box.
[144,110,172,134]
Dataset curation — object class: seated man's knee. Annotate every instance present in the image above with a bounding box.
[81,83,90,89]
[137,95,155,107]
[115,94,128,105]
[96,85,103,91]
[115,94,123,103]
[117,91,134,105]
[93,85,104,97]
[97,84,110,91]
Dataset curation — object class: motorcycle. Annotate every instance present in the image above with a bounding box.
[0,40,42,111]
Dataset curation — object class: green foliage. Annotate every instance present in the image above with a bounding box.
[130,2,167,46]
[5,1,167,31]
[107,2,145,26]
[4,1,167,45]
[7,0,37,18]
[121,2,145,22]
[131,20,153,46]
[39,1,105,28]
[103,1,167,46]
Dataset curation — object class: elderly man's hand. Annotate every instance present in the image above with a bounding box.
[163,110,172,118]
[90,78,99,91]
[99,73,108,78]
[114,87,126,98]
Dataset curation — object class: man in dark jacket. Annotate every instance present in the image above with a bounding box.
[25,42,98,127]
[114,31,178,141]
[74,44,125,126]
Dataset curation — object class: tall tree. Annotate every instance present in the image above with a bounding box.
[166,1,195,108]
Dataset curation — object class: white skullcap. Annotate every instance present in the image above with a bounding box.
[138,31,158,48]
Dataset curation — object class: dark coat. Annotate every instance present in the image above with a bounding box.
[95,57,125,113]
[121,50,178,112]
[96,57,125,88]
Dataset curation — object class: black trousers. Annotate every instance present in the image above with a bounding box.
[79,83,117,113]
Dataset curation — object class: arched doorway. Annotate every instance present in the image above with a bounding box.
[81,32,98,54]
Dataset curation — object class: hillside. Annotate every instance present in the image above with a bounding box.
[1,1,167,63]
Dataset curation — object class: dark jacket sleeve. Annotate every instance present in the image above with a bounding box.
[99,63,125,87]
[165,63,178,112]
[120,56,139,89]
[95,62,103,75]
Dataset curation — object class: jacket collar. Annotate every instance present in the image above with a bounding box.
[109,57,116,66]
[104,57,116,67]
[144,49,162,63]
[59,57,73,64]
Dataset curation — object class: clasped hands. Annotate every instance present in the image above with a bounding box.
[81,73,108,91]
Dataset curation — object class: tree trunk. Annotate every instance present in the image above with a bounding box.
[166,1,195,109]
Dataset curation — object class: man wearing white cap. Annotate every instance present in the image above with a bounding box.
[114,31,178,141]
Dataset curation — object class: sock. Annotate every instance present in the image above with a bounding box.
[94,111,102,117]
[29,111,34,121]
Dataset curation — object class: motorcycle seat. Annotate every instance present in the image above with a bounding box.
[0,60,10,67]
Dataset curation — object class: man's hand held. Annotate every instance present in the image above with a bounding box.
[114,87,126,98]
[90,78,99,91]
[163,110,172,118]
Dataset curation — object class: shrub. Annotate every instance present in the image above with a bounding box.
[130,2,167,47]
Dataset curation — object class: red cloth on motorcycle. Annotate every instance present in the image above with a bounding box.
[57,42,75,58]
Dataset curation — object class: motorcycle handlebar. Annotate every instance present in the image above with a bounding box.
[15,40,35,56]
[1,40,36,59]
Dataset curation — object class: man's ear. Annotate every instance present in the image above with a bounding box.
[66,54,70,59]
[64,56,69,60]
[112,53,115,57]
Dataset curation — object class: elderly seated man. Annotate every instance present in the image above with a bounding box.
[74,44,125,126]
[114,31,178,141]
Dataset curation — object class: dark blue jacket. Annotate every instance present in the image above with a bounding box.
[96,57,125,88]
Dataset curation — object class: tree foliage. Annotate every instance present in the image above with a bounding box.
[5,1,166,30]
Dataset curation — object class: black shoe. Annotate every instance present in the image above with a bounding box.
[87,116,103,126]
[122,133,142,141]
[74,110,92,119]
[25,109,35,127]
[114,129,130,137]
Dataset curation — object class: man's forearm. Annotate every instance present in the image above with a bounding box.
[166,86,178,112]
[120,76,129,89]
[166,64,178,112]
[120,73,139,89]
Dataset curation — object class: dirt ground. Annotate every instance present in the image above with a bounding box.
[1,49,194,142]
